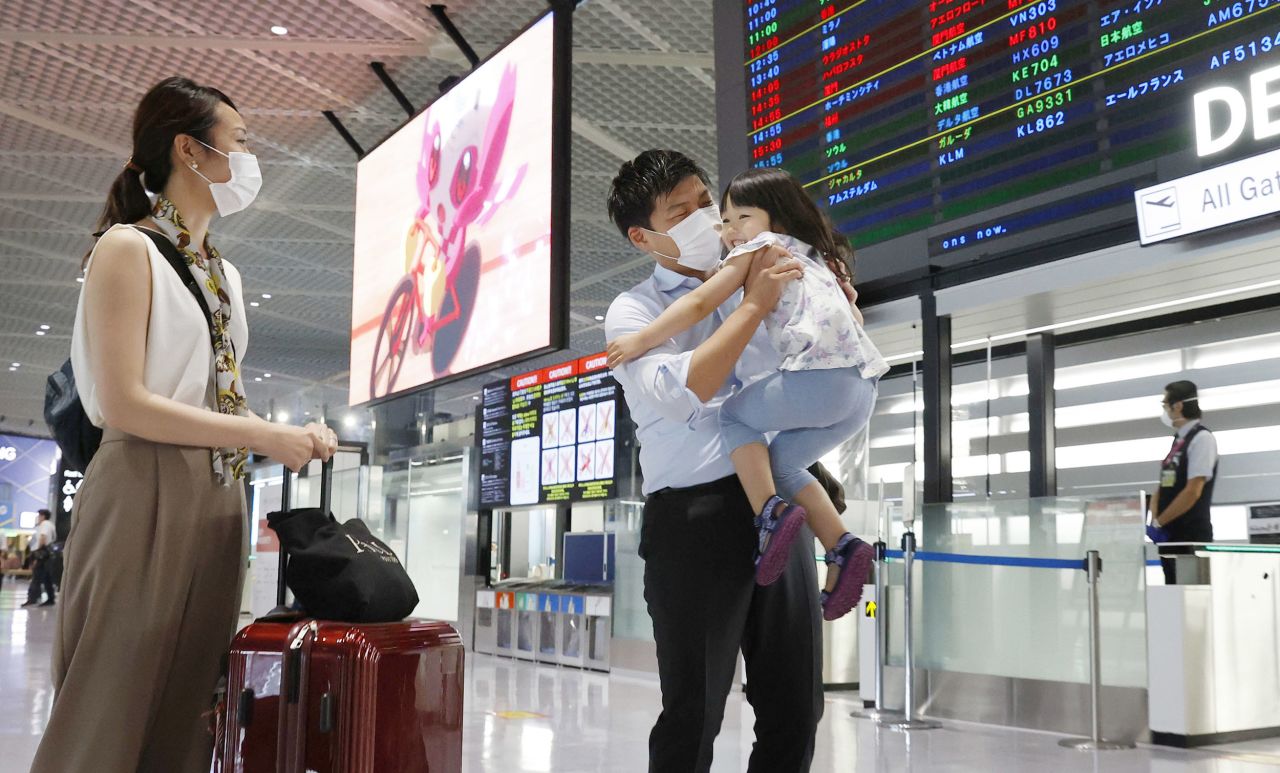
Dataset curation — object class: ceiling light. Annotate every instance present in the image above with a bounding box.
[343,415,357,428]
[594,315,604,321]
[254,377,262,382]
[39,324,49,330]
[264,373,271,378]
[10,363,18,368]
[277,411,290,423]
[75,277,84,283]
[262,293,272,299]
[250,301,260,307]
[35,331,45,336]
[270,25,288,35]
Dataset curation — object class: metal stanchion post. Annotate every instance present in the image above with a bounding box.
[1059,550,1135,750]
[852,541,901,721]
[884,530,940,730]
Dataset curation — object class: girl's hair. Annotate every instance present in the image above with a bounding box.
[93,77,237,240]
[721,167,855,283]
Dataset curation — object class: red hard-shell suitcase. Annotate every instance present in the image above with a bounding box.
[215,457,464,773]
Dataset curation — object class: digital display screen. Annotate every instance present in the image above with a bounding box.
[477,353,629,507]
[350,12,562,404]
[743,0,1280,270]
[0,434,58,528]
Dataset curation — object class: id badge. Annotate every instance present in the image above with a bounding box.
[1160,469,1176,488]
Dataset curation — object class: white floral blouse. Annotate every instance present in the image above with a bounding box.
[722,231,889,379]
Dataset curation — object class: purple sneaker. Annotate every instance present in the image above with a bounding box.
[820,534,874,621]
[754,496,807,586]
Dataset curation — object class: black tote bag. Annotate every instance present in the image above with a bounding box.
[267,460,418,623]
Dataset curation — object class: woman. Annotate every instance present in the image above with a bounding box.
[30,77,337,773]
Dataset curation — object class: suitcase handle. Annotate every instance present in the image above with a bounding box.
[277,456,335,607]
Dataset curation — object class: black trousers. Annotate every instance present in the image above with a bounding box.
[642,474,824,773]
[27,558,56,603]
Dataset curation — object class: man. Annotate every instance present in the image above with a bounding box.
[23,508,57,607]
[1151,381,1218,584]
[605,150,823,772]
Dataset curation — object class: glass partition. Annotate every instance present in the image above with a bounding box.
[885,495,1148,689]
[404,460,464,621]
[359,454,464,622]
[606,499,650,642]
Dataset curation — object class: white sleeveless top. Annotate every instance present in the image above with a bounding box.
[71,223,249,427]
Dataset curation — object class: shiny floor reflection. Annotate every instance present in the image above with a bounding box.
[3,582,1280,772]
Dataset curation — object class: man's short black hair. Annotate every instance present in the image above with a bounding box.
[607,149,712,239]
[1165,380,1202,420]
[37,509,51,519]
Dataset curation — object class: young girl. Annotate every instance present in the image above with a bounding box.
[607,167,887,621]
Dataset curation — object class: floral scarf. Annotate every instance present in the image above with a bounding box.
[149,196,249,483]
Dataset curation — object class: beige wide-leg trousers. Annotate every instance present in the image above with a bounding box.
[31,429,247,773]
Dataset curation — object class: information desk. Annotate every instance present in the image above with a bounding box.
[1147,544,1280,746]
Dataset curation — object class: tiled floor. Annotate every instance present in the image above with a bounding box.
[3,581,1280,772]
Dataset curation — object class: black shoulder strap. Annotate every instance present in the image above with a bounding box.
[1185,423,1210,442]
[137,227,215,337]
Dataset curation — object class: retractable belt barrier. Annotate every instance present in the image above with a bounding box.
[863,537,1136,749]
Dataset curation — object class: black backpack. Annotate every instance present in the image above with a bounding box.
[44,228,213,471]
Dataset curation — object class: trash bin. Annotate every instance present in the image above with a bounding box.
[584,589,612,672]
[474,589,497,656]
[558,589,587,668]
[494,585,521,659]
[537,587,563,665]
[514,587,541,662]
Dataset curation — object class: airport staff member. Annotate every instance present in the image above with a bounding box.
[1151,380,1218,584]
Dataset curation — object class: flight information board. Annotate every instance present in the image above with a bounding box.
[477,353,629,508]
[744,0,1280,264]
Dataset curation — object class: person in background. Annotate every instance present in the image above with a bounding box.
[0,550,18,582]
[1150,380,1218,584]
[22,510,57,607]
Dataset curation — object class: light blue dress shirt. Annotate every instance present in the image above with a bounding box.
[604,264,779,494]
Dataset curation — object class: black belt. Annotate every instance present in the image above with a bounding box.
[648,474,742,501]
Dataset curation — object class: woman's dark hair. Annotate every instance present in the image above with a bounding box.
[607,149,712,239]
[1165,380,1202,420]
[721,167,855,283]
[94,77,237,238]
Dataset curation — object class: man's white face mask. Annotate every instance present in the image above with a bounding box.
[642,204,723,271]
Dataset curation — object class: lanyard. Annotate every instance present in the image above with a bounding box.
[1162,432,1193,467]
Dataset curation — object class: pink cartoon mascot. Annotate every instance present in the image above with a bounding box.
[370,65,525,398]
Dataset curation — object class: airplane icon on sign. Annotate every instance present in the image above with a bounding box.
[1139,186,1180,237]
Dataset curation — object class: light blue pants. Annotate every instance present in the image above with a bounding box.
[719,366,877,500]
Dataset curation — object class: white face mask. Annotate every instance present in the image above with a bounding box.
[192,138,262,217]
[644,204,723,271]
[1160,410,1174,429]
